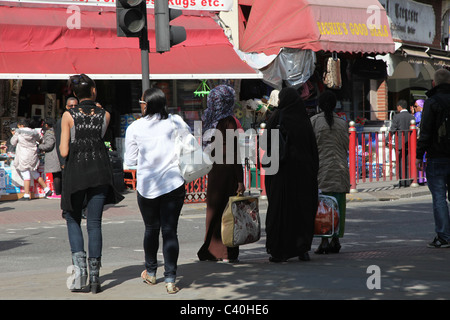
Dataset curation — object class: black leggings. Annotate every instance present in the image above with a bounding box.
[137,185,186,282]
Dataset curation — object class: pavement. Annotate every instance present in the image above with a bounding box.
[2,181,449,305]
[346,180,432,202]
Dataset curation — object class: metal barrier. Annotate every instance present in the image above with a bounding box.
[184,120,425,202]
[348,120,422,192]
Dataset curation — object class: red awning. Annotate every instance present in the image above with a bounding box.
[239,0,395,55]
[0,4,260,79]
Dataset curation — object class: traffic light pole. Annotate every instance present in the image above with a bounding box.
[139,14,150,92]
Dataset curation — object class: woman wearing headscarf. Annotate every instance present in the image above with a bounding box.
[197,85,245,262]
[263,87,319,262]
[310,91,350,254]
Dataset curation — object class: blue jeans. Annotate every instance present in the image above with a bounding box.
[137,185,185,283]
[426,158,450,241]
[66,185,109,258]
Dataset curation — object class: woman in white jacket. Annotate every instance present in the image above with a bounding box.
[11,118,52,200]
[124,87,190,294]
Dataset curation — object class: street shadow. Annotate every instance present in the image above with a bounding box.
[100,264,144,291]
[0,206,14,212]
[0,236,29,252]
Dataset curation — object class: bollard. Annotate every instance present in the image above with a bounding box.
[349,121,357,193]
[409,119,419,187]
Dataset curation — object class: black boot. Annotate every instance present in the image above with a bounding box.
[88,257,102,294]
[70,251,87,291]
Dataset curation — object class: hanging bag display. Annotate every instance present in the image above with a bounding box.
[323,56,342,89]
[221,193,261,247]
[171,115,213,183]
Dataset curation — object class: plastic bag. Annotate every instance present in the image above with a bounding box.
[314,195,340,237]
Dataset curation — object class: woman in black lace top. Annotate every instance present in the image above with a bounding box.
[60,74,124,294]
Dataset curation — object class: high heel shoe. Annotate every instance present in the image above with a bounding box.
[329,238,341,253]
[314,240,330,254]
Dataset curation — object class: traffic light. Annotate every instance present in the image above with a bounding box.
[154,0,186,53]
[116,0,147,37]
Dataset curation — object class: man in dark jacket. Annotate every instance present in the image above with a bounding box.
[391,99,414,187]
[416,69,450,248]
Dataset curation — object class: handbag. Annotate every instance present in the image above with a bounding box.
[314,194,340,237]
[171,115,213,183]
[221,193,261,247]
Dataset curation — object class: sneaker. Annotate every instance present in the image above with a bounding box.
[46,194,61,200]
[44,189,53,197]
[427,236,450,248]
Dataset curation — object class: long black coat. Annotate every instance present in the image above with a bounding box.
[263,88,319,260]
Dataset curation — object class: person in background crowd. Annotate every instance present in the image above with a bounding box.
[263,87,319,262]
[38,118,61,199]
[310,91,350,254]
[411,99,426,184]
[412,99,424,127]
[1,122,18,153]
[10,118,52,200]
[60,74,123,294]
[125,87,188,294]
[197,85,245,263]
[391,99,414,187]
[416,69,450,248]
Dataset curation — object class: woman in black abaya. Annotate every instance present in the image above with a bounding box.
[263,87,319,262]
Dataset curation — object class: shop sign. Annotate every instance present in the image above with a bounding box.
[0,0,233,11]
[379,0,436,45]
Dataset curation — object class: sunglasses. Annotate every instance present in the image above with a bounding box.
[70,74,90,86]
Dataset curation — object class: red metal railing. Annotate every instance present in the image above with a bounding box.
[184,119,424,203]
[348,120,421,192]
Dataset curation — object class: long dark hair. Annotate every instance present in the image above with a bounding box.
[318,91,337,129]
[142,87,168,119]
[68,74,96,100]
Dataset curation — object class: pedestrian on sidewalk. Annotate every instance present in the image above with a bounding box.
[10,118,52,200]
[197,85,245,263]
[38,118,61,199]
[310,91,350,254]
[60,74,124,293]
[416,68,450,248]
[390,99,414,187]
[263,87,319,262]
[124,87,188,294]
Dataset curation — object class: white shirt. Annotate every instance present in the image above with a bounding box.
[124,114,190,199]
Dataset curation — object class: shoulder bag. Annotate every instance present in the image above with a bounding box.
[171,115,213,183]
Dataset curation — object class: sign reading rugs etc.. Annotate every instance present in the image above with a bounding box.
[0,0,233,11]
